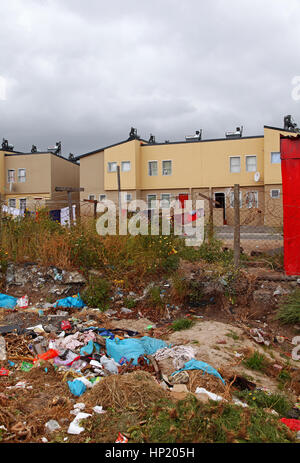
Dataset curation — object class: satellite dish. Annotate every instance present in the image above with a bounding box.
[254,172,261,182]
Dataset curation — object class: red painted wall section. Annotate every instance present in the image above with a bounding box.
[281,136,300,275]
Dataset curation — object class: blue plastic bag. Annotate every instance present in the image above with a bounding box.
[172,359,225,384]
[106,336,168,366]
[0,294,18,309]
[53,293,85,309]
[67,379,87,397]
[80,340,94,356]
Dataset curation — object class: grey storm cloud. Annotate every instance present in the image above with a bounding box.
[0,0,300,156]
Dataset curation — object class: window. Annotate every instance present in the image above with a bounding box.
[148,161,158,176]
[229,191,242,208]
[99,194,106,202]
[271,189,280,199]
[123,192,132,202]
[246,156,257,172]
[230,157,240,173]
[161,193,171,208]
[271,152,281,164]
[7,170,15,183]
[18,168,26,182]
[20,198,26,211]
[162,160,172,176]
[88,195,95,201]
[245,191,258,208]
[108,162,117,172]
[147,194,157,209]
[121,161,131,172]
[8,198,16,208]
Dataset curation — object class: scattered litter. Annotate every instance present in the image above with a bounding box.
[172,359,225,385]
[115,432,128,443]
[280,418,300,432]
[68,413,92,435]
[45,420,61,432]
[0,293,18,309]
[54,293,85,309]
[16,295,29,309]
[93,406,106,414]
[195,387,224,402]
[154,345,196,370]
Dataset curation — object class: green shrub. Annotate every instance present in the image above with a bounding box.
[243,351,269,372]
[235,390,292,416]
[123,297,137,309]
[82,277,111,311]
[172,318,195,331]
[276,289,300,325]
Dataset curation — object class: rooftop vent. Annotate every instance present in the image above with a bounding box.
[31,145,41,153]
[2,138,14,151]
[128,127,140,140]
[284,115,299,132]
[48,141,62,155]
[185,130,202,142]
[225,126,243,139]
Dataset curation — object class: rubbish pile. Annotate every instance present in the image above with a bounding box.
[0,287,300,443]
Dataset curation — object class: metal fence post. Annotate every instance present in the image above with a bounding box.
[234,184,241,267]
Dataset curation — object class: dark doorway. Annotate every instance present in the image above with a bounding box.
[215,192,226,224]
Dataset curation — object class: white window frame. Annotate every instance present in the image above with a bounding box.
[147,194,157,209]
[148,160,158,176]
[121,161,131,172]
[7,169,15,183]
[108,162,117,173]
[245,155,257,173]
[270,189,281,199]
[88,195,95,201]
[271,152,281,164]
[99,194,106,202]
[245,191,258,209]
[162,160,172,176]
[18,168,26,183]
[161,193,171,208]
[8,198,16,208]
[229,156,241,173]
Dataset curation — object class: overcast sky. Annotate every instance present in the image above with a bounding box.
[0,0,300,156]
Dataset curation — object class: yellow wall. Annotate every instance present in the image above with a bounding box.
[140,137,265,190]
[104,140,142,191]
[79,150,105,201]
[5,153,52,195]
[263,127,298,185]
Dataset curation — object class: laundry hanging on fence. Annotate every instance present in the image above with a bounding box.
[49,209,61,223]
[2,205,24,217]
[60,205,76,226]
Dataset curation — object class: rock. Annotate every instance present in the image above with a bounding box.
[170,391,189,401]
[273,286,291,297]
[0,336,6,361]
[63,271,86,284]
[172,384,189,393]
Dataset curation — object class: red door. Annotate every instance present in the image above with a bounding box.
[179,194,189,225]
[281,135,300,275]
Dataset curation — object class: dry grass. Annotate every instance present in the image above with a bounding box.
[84,371,169,412]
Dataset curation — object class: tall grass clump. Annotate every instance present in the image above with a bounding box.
[276,289,300,325]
